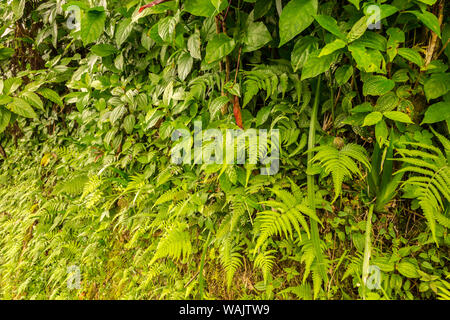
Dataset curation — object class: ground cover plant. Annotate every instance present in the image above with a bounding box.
[0,0,449,300]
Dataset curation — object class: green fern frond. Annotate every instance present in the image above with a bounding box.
[395,129,450,244]
[309,144,371,203]
[312,265,323,300]
[278,283,312,300]
[55,175,89,196]
[219,237,243,291]
[254,249,276,285]
[153,189,188,207]
[150,223,192,265]
[254,185,324,252]
[81,175,102,200]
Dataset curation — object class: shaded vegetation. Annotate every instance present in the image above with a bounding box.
[0,0,449,300]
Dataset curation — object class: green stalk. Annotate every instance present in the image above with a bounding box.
[362,204,374,300]
[197,231,211,299]
[307,75,328,288]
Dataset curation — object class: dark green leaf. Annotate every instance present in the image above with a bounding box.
[279,0,318,47]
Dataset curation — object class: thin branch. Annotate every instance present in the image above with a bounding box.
[0,143,6,159]
[139,0,171,12]
[424,0,444,67]
[234,46,242,84]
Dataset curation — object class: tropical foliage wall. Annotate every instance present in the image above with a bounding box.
[0,0,449,300]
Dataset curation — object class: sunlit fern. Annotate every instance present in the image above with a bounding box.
[394,128,450,243]
[254,186,322,252]
[149,223,192,265]
[309,143,371,203]
[437,277,450,300]
[254,249,276,285]
[219,236,243,291]
[299,238,330,299]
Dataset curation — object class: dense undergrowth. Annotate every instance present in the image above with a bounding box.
[0,0,449,300]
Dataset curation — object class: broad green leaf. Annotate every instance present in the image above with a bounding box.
[209,96,229,120]
[347,16,368,43]
[178,51,194,81]
[424,73,450,101]
[110,105,127,125]
[185,0,220,17]
[408,10,441,38]
[149,23,164,45]
[123,114,136,134]
[351,102,373,113]
[363,4,398,22]
[301,51,338,81]
[115,18,134,47]
[416,0,437,5]
[163,81,174,106]
[205,34,236,64]
[8,97,37,118]
[91,44,118,57]
[0,107,11,133]
[387,28,405,44]
[383,111,413,123]
[349,44,385,73]
[38,88,64,107]
[363,75,394,96]
[2,78,22,95]
[146,109,165,128]
[375,92,399,112]
[314,15,347,40]
[159,121,173,140]
[347,0,360,9]
[378,4,399,20]
[397,48,424,67]
[335,65,353,85]
[319,39,346,57]
[20,91,44,110]
[256,106,272,126]
[254,0,272,19]
[363,111,383,126]
[422,101,450,124]
[279,0,318,47]
[375,119,388,146]
[141,31,154,51]
[392,69,409,82]
[80,7,106,46]
[158,16,177,42]
[11,0,25,20]
[210,0,223,10]
[187,33,202,60]
[387,28,405,62]
[0,95,13,105]
[224,82,241,96]
[397,261,420,278]
[243,22,272,53]
[291,36,319,72]
[352,32,387,51]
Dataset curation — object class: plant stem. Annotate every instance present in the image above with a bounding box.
[362,204,374,300]
[0,143,6,159]
[424,0,444,67]
[307,74,329,291]
[198,231,211,299]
